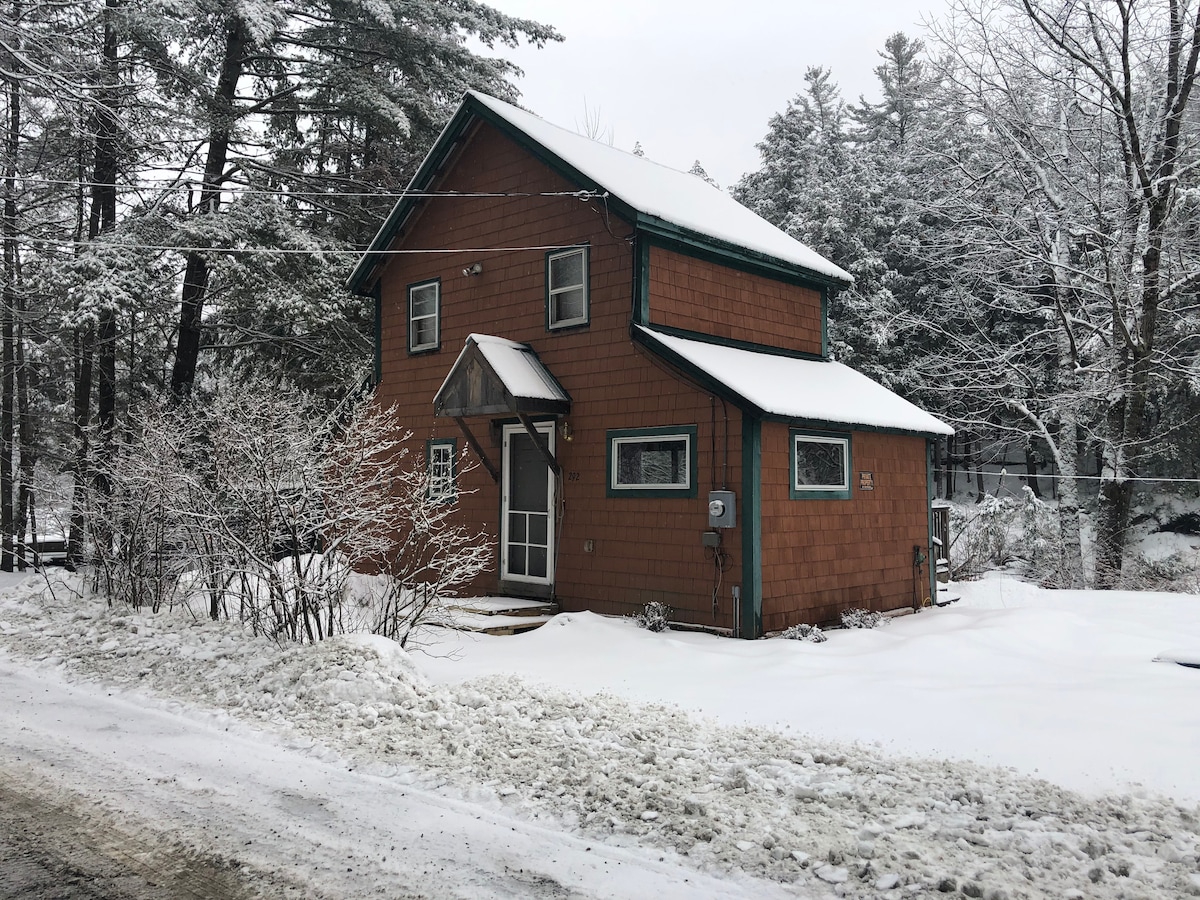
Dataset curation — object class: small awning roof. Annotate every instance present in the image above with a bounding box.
[634,325,954,437]
[434,334,571,418]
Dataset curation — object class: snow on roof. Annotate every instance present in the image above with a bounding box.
[466,92,853,285]
[468,333,568,403]
[434,334,569,414]
[636,326,953,436]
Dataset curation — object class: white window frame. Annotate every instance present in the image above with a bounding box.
[546,247,589,330]
[608,428,695,494]
[427,439,456,503]
[792,433,851,494]
[408,280,440,353]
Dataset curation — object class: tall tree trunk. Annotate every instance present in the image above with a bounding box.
[92,0,119,490]
[170,18,247,398]
[1,11,19,573]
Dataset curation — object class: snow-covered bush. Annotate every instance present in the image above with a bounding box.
[780,622,827,642]
[85,381,491,645]
[840,608,887,629]
[1120,551,1200,593]
[1019,487,1067,587]
[634,601,671,632]
[949,496,1020,579]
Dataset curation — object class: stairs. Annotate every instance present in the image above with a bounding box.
[440,597,558,635]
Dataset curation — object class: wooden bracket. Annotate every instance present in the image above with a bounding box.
[453,417,499,483]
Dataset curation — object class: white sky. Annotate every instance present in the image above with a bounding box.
[483,0,942,188]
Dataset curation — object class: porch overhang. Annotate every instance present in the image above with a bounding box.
[434,334,570,482]
[434,334,571,419]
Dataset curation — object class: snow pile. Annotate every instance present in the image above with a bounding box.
[1,574,1199,898]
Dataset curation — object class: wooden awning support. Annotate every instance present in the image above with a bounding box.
[453,417,499,483]
[518,413,562,477]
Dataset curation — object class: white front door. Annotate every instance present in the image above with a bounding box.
[500,422,555,586]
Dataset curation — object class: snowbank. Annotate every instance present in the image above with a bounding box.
[1,573,1198,898]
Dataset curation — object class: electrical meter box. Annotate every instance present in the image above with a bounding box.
[707,490,736,528]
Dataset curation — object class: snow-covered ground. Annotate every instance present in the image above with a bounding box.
[1,571,1198,899]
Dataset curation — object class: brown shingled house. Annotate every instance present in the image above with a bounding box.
[348,91,953,639]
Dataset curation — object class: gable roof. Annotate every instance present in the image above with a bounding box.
[434,334,570,418]
[348,91,853,295]
[634,326,953,438]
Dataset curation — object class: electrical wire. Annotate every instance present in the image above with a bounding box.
[17,175,607,201]
[19,238,591,256]
[932,468,1200,485]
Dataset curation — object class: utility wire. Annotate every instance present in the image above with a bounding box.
[22,238,588,255]
[16,176,607,201]
[933,468,1200,485]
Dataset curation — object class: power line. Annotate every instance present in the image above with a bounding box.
[17,175,607,201]
[933,468,1200,485]
[24,238,588,255]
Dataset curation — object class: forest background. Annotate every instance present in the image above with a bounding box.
[2,0,1199,593]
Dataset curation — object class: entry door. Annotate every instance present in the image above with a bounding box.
[501,423,555,586]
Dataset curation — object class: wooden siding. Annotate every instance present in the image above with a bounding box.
[758,423,930,632]
[373,121,743,628]
[647,245,824,355]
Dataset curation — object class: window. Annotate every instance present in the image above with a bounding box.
[607,426,697,497]
[427,439,456,502]
[408,279,440,353]
[791,430,851,499]
[546,247,589,329]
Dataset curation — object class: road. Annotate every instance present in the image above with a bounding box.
[0,769,266,900]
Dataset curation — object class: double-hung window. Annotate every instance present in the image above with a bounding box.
[791,430,852,499]
[546,247,589,329]
[606,426,697,497]
[408,279,440,353]
[427,439,456,502]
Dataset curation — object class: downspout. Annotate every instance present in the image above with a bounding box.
[740,411,762,639]
[926,438,937,607]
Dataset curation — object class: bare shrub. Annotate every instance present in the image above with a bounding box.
[84,381,491,644]
[780,623,827,643]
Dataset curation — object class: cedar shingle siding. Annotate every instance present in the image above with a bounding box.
[363,107,943,635]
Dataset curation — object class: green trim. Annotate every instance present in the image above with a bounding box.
[630,324,765,416]
[634,324,949,440]
[372,283,382,385]
[347,92,852,296]
[926,439,937,606]
[426,437,458,503]
[789,429,853,500]
[638,226,850,293]
[820,287,829,359]
[545,245,591,332]
[740,412,762,639]
[644,323,825,362]
[632,236,650,326]
[605,425,699,498]
[406,277,441,355]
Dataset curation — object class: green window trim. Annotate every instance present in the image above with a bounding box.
[605,425,698,498]
[426,438,457,503]
[407,278,441,354]
[545,246,590,331]
[790,428,852,500]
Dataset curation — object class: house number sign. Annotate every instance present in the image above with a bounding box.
[859,471,875,491]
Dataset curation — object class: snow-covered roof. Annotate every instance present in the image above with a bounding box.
[466,93,852,285]
[635,326,953,437]
[348,92,852,293]
[434,334,569,418]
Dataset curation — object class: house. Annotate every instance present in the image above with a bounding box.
[348,91,954,639]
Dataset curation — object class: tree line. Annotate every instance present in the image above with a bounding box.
[0,0,557,571]
[3,0,1197,593]
[735,0,1200,589]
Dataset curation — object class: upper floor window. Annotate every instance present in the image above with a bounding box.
[791,430,851,499]
[546,247,589,330]
[408,279,440,353]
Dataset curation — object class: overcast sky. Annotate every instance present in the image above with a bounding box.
[482,0,942,189]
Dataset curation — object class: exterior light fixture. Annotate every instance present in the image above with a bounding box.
[462,262,484,277]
